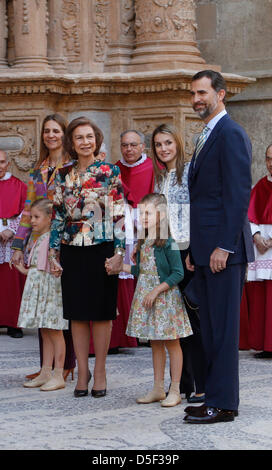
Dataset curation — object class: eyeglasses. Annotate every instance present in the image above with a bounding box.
[121,143,141,149]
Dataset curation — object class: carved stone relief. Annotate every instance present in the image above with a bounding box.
[61,0,80,62]
[0,120,37,176]
[121,0,135,40]
[135,0,197,42]
[94,0,110,62]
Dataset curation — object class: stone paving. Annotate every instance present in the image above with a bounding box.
[1,328,272,453]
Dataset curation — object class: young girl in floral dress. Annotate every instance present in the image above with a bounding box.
[16,199,68,391]
[106,193,192,407]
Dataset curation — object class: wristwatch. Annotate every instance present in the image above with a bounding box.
[115,247,125,257]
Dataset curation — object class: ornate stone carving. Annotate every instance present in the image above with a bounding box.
[130,0,205,71]
[0,72,251,98]
[121,0,135,39]
[22,0,30,34]
[94,0,110,62]
[61,0,80,61]
[0,120,37,174]
[135,0,197,42]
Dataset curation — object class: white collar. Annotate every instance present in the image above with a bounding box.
[206,109,227,132]
[267,174,272,182]
[0,172,11,181]
[120,153,147,168]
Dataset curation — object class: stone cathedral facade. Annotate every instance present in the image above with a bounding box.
[0,0,269,183]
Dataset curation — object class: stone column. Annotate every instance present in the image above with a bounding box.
[12,0,51,71]
[104,0,135,72]
[129,0,206,71]
[47,0,67,72]
[0,0,8,68]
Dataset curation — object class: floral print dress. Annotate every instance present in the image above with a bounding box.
[126,240,193,340]
[17,232,68,330]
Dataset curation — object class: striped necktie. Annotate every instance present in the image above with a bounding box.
[194,126,210,164]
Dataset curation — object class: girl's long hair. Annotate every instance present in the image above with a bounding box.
[136,193,170,251]
[151,123,185,186]
[34,114,68,170]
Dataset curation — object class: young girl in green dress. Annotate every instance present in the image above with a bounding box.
[16,199,68,391]
[106,193,192,407]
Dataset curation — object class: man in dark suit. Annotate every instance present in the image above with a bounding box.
[184,70,254,424]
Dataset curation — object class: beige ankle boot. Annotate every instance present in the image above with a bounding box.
[161,382,181,407]
[40,368,66,391]
[23,366,52,388]
[136,381,166,404]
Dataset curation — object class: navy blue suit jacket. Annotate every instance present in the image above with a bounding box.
[188,113,254,267]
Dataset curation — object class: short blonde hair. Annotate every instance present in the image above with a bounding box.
[31,198,53,216]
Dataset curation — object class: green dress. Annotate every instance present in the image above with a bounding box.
[126,240,193,340]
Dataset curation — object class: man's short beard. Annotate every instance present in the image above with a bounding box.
[194,98,218,120]
[196,107,211,120]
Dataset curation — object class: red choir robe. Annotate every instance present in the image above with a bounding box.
[239,176,272,351]
[89,156,154,353]
[0,175,27,329]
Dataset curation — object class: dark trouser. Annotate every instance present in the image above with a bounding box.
[179,250,206,395]
[194,263,246,410]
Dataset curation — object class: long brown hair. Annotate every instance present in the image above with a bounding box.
[136,193,170,251]
[64,116,104,159]
[151,123,185,186]
[35,114,68,170]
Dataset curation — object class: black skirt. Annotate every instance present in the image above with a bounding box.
[60,242,118,321]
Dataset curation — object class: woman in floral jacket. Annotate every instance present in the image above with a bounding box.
[49,116,125,398]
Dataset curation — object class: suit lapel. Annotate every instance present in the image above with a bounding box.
[190,114,229,185]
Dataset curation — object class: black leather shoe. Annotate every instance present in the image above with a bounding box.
[187,394,205,403]
[74,388,88,397]
[74,370,92,398]
[7,327,23,338]
[91,388,106,398]
[254,351,272,358]
[184,403,238,417]
[184,406,236,424]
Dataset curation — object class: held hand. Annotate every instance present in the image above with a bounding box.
[49,250,62,277]
[105,258,116,275]
[185,254,195,272]
[50,258,63,277]
[105,254,123,275]
[142,288,158,309]
[130,244,137,264]
[11,250,24,266]
[11,262,28,276]
[209,248,229,273]
[0,229,14,242]
[253,233,270,254]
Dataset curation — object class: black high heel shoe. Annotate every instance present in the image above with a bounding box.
[91,379,107,398]
[74,370,92,398]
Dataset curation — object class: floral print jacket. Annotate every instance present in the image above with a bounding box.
[49,160,125,251]
[12,157,72,251]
